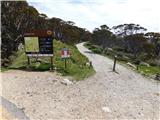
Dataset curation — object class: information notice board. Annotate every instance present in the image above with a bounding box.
[24,30,53,57]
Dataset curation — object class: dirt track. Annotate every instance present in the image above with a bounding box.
[1,43,160,119]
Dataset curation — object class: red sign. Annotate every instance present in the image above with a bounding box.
[61,48,71,58]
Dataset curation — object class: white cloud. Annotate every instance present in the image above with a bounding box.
[27,0,160,32]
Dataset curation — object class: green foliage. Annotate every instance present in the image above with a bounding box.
[9,50,28,69]
[84,42,102,54]
[1,1,92,66]
[91,48,102,54]
[85,41,160,76]
[1,67,9,72]
[53,40,95,80]
[92,25,114,48]
[112,23,147,36]
[112,46,125,52]
[138,65,160,75]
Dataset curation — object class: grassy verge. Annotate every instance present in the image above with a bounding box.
[53,40,95,80]
[138,65,160,75]
[84,42,160,77]
[1,40,95,80]
[1,67,9,72]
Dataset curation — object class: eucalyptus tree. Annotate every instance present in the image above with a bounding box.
[112,23,147,37]
[92,25,115,50]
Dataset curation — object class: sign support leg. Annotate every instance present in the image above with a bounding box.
[51,57,53,70]
[65,59,67,69]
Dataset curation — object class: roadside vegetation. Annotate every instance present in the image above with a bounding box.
[1,1,159,80]
[84,42,160,77]
[83,24,160,78]
[1,40,95,80]
[1,1,91,67]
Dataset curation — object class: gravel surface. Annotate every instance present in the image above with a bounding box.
[1,43,160,120]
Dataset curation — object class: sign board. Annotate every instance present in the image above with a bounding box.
[24,30,53,57]
[61,48,71,58]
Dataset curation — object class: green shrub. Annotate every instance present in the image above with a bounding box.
[133,59,141,65]
[85,42,92,47]
[147,59,158,66]
[117,56,129,62]
[138,65,160,75]
[92,48,102,54]
[113,46,125,52]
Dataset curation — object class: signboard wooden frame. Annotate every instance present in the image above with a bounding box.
[24,30,54,69]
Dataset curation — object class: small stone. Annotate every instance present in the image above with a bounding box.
[102,107,111,113]
[29,94,33,97]
[20,107,25,111]
[61,78,73,85]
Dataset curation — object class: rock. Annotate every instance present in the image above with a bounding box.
[127,62,136,69]
[102,107,111,113]
[54,67,57,70]
[20,107,25,111]
[108,48,113,51]
[86,61,92,67]
[86,62,90,66]
[155,73,160,81]
[48,77,52,80]
[140,62,150,67]
[61,78,73,85]
[18,43,24,50]
[123,55,130,60]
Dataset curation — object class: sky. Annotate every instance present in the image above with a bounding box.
[27,0,160,32]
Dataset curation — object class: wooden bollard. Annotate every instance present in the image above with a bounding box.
[113,55,117,71]
[89,61,92,67]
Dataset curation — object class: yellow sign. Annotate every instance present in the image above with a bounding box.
[24,37,39,52]
[47,30,52,35]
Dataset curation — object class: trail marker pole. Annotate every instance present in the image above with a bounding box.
[27,56,30,65]
[113,55,117,71]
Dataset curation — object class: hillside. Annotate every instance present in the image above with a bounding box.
[1,1,91,66]
[3,40,95,80]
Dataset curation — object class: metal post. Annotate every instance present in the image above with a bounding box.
[113,55,117,71]
[65,59,67,69]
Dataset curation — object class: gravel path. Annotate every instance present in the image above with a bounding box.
[1,43,160,120]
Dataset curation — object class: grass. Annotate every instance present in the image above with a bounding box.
[53,40,95,80]
[1,67,9,72]
[138,65,160,75]
[2,40,95,80]
[84,41,160,76]
[84,42,103,54]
